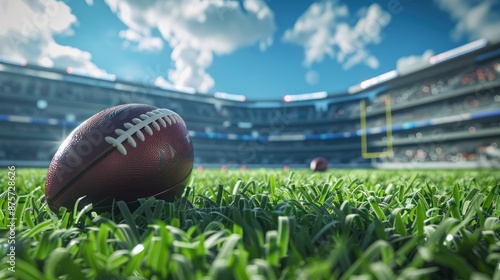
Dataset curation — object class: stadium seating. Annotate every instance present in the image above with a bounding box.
[0,43,499,168]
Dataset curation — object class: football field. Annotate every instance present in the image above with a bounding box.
[1,168,499,279]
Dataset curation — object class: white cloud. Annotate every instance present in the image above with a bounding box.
[85,0,94,6]
[119,29,163,51]
[283,1,391,70]
[168,43,214,93]
[435,0,500,43]
[0,0,76,37]
[396,49,434,75]
[138,37,163,52]
[105,0,276,93]
[341,48,380,70]
[49,42,111,77]
[305,70,319,85]
[155,76,172,88]
[0,0,110,78]
[119,29,141,42]
[283,1,348,66]
[155,75,196,94]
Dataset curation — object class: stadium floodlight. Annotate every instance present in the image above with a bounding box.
[268,134,306,141]
[283,91,328,102]
[66,114,76,123]
[214,91,247,102]
[359,96,394,159]
[37,99,48,110]
[429,38,487,65]
[223,120,231,127]
[348,84,362,94]
[359,70,398,90]
[237,122,253,129]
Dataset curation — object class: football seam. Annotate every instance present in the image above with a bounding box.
[47,147,116,209]
[105,108,185,155]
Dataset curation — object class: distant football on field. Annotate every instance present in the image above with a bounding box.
[310,157,328,172]
[45,104,194,212]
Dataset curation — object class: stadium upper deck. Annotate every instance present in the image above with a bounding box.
[0,40,499,168]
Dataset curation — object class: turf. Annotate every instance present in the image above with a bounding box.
[0,168,499,279]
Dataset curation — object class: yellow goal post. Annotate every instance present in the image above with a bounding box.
[359,96,394,159]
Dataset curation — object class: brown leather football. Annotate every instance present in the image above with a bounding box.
[310,157,328,172]
[45,104,194,212]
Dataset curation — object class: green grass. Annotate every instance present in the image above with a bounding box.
[1,168,499,279]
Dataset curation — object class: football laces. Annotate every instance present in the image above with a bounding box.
[105,108,185,155]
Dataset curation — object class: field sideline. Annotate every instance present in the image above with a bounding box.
[0,168,499,279]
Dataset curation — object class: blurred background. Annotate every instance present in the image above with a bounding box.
[0,0,499,168]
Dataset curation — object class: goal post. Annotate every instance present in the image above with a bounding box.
[359,96,393,159]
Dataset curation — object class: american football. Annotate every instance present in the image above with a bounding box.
[310,157,328,172]
[45,104,194,212]
[1,0,499,279]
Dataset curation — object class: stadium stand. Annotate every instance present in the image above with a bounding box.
[0,40,499,168]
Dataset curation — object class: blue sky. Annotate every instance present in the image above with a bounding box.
[1,0,499,100]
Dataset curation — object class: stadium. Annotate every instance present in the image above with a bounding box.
[1,40,499,169]
[1,1,500,279]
